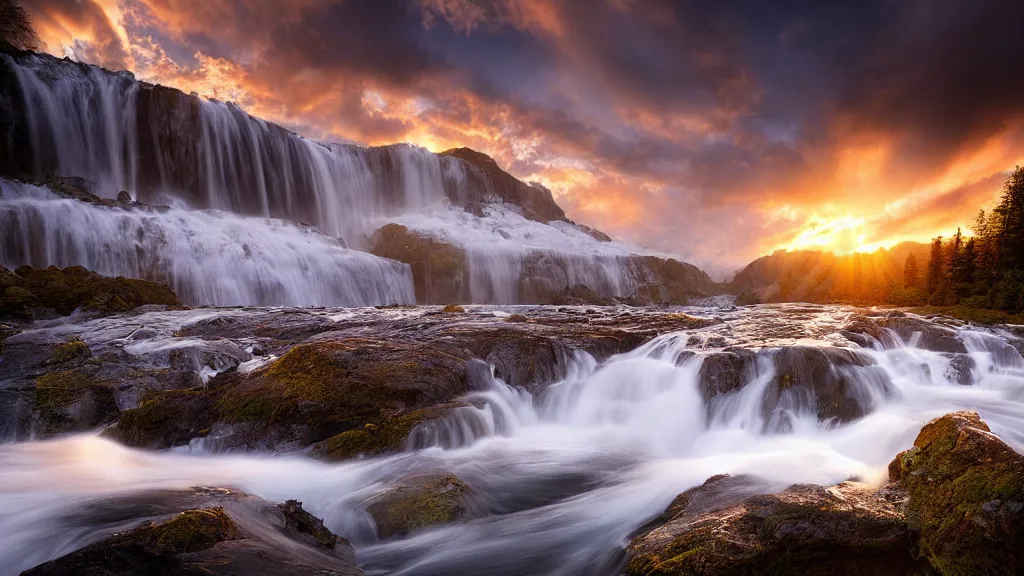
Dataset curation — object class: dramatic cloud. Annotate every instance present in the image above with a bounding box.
[26,0,1024,276]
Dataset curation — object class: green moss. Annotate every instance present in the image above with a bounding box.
[35,369,95,412]
[314,404,456,461]
[111,388,213,449]
[367,473,470,538]
[48,338,91,364]
[893,412,1024,575]
[34,367,117,435]
[135,507,239,555]
[1,265,182,318]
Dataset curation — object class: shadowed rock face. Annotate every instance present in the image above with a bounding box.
[440,147,566,224]
[22,489,363,576]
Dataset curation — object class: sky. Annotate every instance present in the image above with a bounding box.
[26,0,1024,276]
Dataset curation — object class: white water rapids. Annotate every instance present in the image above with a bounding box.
[1,306,1023,575]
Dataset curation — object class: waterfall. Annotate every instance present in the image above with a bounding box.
[0,179,415,307]
[0,51,686,306]
[2,52,468,244]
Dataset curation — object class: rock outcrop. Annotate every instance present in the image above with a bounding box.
[0,265,182,321]
[369,224,469,304]
[888,411,1024,575]
[366,472,472,538]
[22,489,362,576]
[626,411,1024,576]
[76,306,714,452]
[626,476,923,576]
[440,147,567,223]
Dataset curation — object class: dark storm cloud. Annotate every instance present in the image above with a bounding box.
[26,0,1024,267]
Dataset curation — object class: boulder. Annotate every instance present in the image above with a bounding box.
[369,224,468,304]
[22,491,362,576]
[696,350,755,403]
[33,366,119,436]
[366,472,472,538]
[759,346,883,426]
[626,475,924,575]
[311,402,466,461]
[110,337,473,451]
[875,315,966,353]
[942,354,975,386]
[888,411,1024,575]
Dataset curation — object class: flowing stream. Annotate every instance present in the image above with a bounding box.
[2,306,1023,575]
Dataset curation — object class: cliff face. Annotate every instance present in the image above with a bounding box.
[0,47,721,306]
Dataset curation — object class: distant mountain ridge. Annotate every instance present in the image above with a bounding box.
[729,242,931,305]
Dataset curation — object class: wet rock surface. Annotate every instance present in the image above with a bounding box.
[888,411,1024,575]
[626,476,924,576]
[366,472,472,539]
[22,488,362,576]
[628,411,1024,576]
[2,303,718,446]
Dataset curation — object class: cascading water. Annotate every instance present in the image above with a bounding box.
[2,306,1023,575]
[0,51,679,306]
[0,178,415,307]
[388,205,664,303]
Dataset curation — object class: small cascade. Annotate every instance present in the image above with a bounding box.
[0,179,415,307]
[1,308,1024,575]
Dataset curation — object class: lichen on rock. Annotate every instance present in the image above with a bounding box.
[888,411,1024,575]
[366,472,472,538]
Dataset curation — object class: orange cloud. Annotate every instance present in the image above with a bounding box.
[22,0,1024,274]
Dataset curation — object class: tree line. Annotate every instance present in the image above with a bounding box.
[896,167,1024,312]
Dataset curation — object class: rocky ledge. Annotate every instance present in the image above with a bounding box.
[23,488,363,576]
[626,411,1024,575]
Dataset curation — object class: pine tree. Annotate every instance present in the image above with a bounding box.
[927,237,944,302]
[903,252,919,288]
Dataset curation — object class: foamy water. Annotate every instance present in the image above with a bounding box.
[2,308,1022,575]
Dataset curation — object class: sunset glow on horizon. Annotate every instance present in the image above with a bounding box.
[25,0,1024,274]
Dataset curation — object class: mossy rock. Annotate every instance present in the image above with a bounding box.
[442,304,466,313]
[369,224,468,304]
[34,367,118,436]
[888,411,1024,575]
[626,476,924,576]
[312,402,463,461]
[366,472,471,538]
[23,507,240,576]
[47,337,92,364]
[106,388,216,449]
[216,339,471,442]
[1,265,182,319]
